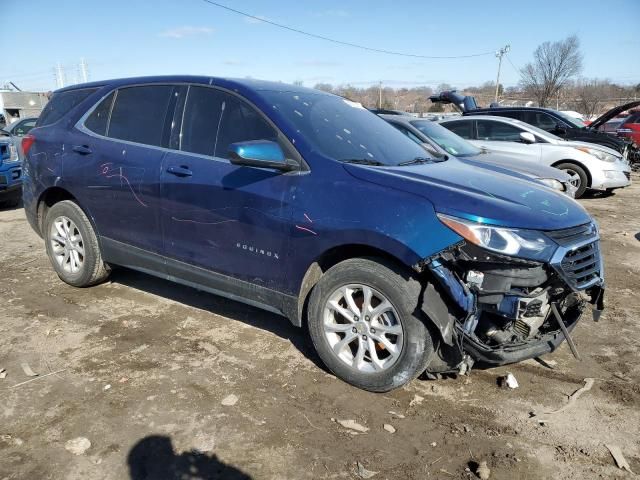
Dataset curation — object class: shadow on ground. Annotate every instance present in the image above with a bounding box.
[128,435,251,480]
[109,268,326,371]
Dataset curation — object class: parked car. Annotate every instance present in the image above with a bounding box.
[0,128,22,207]
[23,76,605,392]
[430,90,640,160]
[616,110,640,147]
[440,115,631,198]
[3,116,38,137]
[379,113,577,197]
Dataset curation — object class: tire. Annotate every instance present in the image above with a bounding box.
[307,257,435,392]
[44,200,110,287]
[556,162,588,198]
[0,192,21,209]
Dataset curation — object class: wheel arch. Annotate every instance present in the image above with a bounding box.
[37,187,100,240]
[294,243,420,327]
[551,159,592,187]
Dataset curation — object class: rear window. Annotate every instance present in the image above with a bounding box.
[37,88,98,127]
[107,85,174,147]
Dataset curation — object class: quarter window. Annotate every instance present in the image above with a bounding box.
[476,120,523,141]
[108,86,174,147]
[85,92,115,136]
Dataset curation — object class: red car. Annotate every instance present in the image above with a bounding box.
[617,110,640,147]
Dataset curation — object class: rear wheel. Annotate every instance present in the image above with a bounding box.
[556,162,588,198]
[307,257,434,392]
[44,200,110,287]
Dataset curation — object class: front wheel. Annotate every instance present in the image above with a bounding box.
[556,162,588,198]
[307,257,435,392]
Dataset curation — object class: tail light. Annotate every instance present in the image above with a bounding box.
[21,134,36,155]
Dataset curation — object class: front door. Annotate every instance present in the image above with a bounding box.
[471,119,542,165]
[160,86,296,292]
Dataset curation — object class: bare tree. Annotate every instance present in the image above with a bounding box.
[571,79,616,118]
[520,35,583,107]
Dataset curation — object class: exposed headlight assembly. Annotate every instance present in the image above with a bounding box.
[437,213,557,261]
[575,146,619,163]
[537,178,564,192]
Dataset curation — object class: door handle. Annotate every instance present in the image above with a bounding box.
[72,145,92,155]
[166,165,193,177]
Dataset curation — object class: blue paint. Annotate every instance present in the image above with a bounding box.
[23,76,594,302]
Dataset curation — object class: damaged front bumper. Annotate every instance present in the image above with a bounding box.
[416,222,605,372]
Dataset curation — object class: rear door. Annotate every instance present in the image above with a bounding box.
[72,84,178,254]
[160,85,297,291]
[473,119,542,164]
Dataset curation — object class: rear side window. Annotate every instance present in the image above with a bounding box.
[37,88,98,127]
[443,120,473,139]
[477,120,523,141]
[85,92,115,136]
[108,85,174,147]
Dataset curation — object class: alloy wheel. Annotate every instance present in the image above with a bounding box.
[322,284,404,373]
[50,216,85,274]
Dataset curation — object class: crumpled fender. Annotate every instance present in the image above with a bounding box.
[420,282,457,346]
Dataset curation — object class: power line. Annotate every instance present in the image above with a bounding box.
[505,54,520,75]
[200,0,497,59]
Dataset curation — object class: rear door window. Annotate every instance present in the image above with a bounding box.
[442,120,473,139]
[477,120,523,141]
[84,92,115,136]
[107,85,174,147]
[37,88,98,127]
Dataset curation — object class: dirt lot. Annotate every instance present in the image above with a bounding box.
[1,177,639,480]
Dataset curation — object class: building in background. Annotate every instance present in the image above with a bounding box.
[0,90,49,127]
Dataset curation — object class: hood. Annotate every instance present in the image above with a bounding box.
[559,140,622,157]
[463,151,571,182]
[589,100,640,130]
[343,158,591,231]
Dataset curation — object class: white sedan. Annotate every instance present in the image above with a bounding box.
[440,115,631,198]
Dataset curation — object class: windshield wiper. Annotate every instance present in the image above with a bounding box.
[397,156,443,166]
[340,158,386,166]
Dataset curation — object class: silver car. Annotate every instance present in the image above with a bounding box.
[440,115,631,198]
[379,114,576,197]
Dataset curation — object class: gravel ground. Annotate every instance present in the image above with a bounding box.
[1,176,639,480]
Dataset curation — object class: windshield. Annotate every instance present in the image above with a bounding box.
[556,111,586,128]
[259,91,432,166]
[409,120,480,157]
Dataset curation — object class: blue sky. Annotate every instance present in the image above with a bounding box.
[3,0,639,92]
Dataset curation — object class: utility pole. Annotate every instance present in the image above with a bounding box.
[54,62,65,88]
[494,44,510,103]
[378,81,382,109]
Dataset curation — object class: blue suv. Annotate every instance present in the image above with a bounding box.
[23,76,605,392]
[0,130,21,207]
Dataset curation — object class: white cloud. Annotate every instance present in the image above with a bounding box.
[159,26,214,39]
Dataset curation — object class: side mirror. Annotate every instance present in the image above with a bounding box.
[519,132,536,144]
[228,140,297,172]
